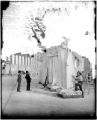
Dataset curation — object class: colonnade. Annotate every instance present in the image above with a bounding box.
[6,53,34,66]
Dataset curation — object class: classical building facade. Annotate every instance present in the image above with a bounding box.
[4,53,42,81]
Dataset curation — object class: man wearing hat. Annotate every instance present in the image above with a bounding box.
[25,71,32,91]
[17,70,22,92]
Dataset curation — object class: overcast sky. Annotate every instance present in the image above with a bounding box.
[2,2,95,77]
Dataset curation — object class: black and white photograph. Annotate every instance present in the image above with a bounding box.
[1,1,96,119]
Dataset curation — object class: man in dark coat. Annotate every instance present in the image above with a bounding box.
[25,71,31,91]
[17,70,22,92]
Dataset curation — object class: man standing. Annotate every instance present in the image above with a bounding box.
[25,71,31,91]
[17,71,22,92]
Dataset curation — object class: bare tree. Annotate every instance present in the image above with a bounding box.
[26,14,46,48]
[25,7,69,52]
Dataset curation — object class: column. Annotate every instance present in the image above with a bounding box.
[19,55,21,65]
[12,55,14,64]
[18,54,19,70]
[22,56,24,65]
[29,57,31,65]
[24,56,27,71]
[16,55,18,65]
[26,56,28,65]
[31,58,33,65]
[28,57,30,65]
[25,56,27,66]
[21,55,22,65]
[10,55,12,64]
[23,56,25,65]
[14,55,16,64]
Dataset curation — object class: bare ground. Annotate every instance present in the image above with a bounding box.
[1,75,96,119]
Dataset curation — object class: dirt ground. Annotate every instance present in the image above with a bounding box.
[1,75,96,119]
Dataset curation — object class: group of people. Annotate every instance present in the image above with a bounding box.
[17,70,31,92]
[17,70,84,97]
